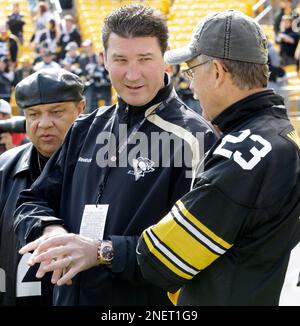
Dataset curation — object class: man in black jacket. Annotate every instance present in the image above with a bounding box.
[0,68,85,305]
[14,5,217,306]
[137,10,300,306]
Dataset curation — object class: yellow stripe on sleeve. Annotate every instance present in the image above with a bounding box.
[151,213,220,271]
[143,229,193,280]
[177,200,233,250]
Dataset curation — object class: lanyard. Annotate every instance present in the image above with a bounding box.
[95,93,175,205]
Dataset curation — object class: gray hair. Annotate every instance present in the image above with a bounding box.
[200,54,269,89]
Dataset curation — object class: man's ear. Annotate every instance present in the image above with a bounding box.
[213,60,226,88]
[77,99,86,114]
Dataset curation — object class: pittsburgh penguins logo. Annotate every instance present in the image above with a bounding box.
[128,157,155,181]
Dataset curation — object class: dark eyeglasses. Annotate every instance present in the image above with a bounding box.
[182,59,212,81]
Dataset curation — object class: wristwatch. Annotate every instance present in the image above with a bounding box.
[97,240,114,265]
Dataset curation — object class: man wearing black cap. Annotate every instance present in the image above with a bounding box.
[137,10,300,305]
[14,5,217,306]
[0,68,85,305]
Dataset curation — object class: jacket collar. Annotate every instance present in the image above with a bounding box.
[13,145,50,180]
[13,143,34,177]
[212,90,286,134]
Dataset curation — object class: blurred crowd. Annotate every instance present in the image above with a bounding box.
[1,0,300,155]
[269,1,300,84]
[0,0,112,118]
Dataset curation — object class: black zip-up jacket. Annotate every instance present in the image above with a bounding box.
[14,76,217,306]
[0,144,52,305]
[137,90,300,305]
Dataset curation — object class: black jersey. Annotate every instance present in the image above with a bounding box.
[137,90,300,305]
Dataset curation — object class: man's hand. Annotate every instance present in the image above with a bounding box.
[19,228,100,286]
[19,225,68,260]
[19,225,71,285]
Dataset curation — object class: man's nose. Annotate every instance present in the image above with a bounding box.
[38,114,53,128]
[125,64,142,81]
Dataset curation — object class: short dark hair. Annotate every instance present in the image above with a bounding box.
[102,4,168,54]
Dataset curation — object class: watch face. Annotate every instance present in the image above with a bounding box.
[101,244,114,262]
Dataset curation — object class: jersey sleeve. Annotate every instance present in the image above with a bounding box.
[137,183,240,293]
[137,128,277,293]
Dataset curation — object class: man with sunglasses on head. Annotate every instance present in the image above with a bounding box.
[137,10,300,306]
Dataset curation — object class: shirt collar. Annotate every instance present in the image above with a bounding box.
[212,90,286,134]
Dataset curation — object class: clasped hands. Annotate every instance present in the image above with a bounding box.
[19,225,99,286]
